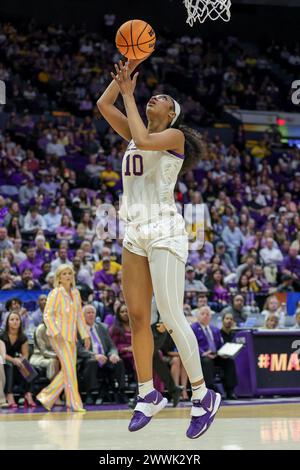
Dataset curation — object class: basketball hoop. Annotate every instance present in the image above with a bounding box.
[183,0,231,26]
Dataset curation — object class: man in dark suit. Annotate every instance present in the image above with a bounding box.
[191,306,238,400]
[77,304,127,404]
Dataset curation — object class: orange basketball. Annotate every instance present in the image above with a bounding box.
[115,19,156,60]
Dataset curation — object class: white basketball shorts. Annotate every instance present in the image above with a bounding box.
[123,213,189,264]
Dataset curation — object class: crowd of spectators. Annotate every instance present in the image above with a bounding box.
[0,19,300,407]
[0,21,297,124]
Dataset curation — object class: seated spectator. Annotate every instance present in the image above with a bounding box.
[73,256,93,290]
[260,237,283,284]
[18,246,43,280]
[110,304,134,376]
[277,274,295,292]
[56,214,76,241]
[183,303,197,324]
[221,294,248,326]
[1,298,29,331]
[77,305,127,405]
[7,216,22,240]
[31,294,47,327]
[261,295,285,326]
[46,134,66,157]
[93,257,116,289]
[35,235,52,263]
[23,206,46,235]
[30,322,59,380]
[42,271,55,290]
[50,246,72,272]
[235,254,256,283]
[57,197,72,218]
[0,196,8,225]
[220,312,236,342]
[291,310,300,330]
[0,312,36,408]
[0,339,8,408]
[0,267,16,290]
[11,238,27,266]
[0,226,13,251]
[80,240,97,264]
[280,247,300,290]
[215,240,235,274]
[15,268,41,290]
[251,265,270,292]
[241,231,264,257]
[94,248,122,275]
[191,306,238,399]
[236,271,256,307]
[4,201,24,232]
[262,313,279,330]
[222,218,245,267]
[76,211,95,242]
[100,163,120,188]
[206,268,230,309]
[207,255,226,275]
[19,177,38,207]
[39,262,51,285]
[185,265,207,292]
[85,154,105,187]
[78,189,92,210]
[40,174,60,199]
[43,202,62,234]
[191,293,214,317]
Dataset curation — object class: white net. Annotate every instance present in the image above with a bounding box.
[184,0,232,25]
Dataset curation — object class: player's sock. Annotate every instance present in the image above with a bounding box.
[138,379,154,398]
[192,383,208,402]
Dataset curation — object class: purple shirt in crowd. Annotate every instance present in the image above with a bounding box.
[18,258,43,279]
[281,256,300,278]
[93,270,115,288]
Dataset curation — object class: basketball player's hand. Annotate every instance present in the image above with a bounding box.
[127,54,152,72]
[111,60,138,96]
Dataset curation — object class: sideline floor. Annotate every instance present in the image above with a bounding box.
[1,402,300,450]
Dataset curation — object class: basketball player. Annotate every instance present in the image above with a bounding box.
[97,59,221,439]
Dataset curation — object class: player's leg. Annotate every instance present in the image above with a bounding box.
[122,247,168,431]
[149,247,221,438]
[122,247,153,383]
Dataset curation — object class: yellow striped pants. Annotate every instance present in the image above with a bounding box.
[37,335,82,410]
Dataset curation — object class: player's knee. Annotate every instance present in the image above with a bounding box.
[128,308,149,332]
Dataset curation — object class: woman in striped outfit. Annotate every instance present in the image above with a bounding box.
[37,264,90,412]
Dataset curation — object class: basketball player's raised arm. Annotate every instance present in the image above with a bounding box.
[97,60,143,142]
[111,62,183,152]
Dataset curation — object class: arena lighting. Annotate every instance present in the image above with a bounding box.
[277,118,286,126]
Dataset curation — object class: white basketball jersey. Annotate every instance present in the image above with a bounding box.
[119,140,185,223]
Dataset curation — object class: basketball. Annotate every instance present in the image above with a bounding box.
[115,19,156,60]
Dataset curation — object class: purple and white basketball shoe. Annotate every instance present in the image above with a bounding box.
[186,389,221,439]
[128,390,168,432]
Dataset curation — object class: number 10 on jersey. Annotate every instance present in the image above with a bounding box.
[124,154,144,176]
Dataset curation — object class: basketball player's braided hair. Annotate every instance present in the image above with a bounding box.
[178,125,205,176]
[170,106,206,176]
